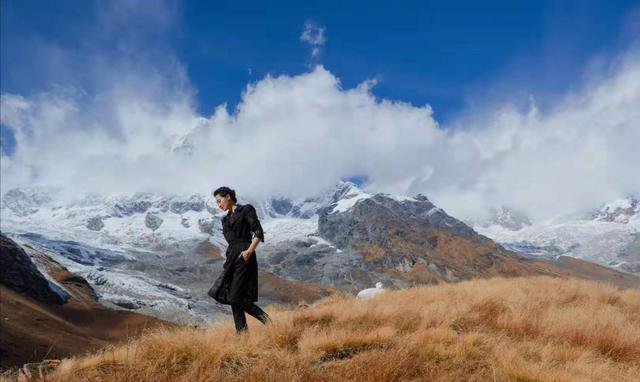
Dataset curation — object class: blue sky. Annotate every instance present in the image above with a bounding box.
[3,1,637,121]
[1,1,639,219]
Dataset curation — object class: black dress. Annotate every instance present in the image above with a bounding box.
[208,203,265,305]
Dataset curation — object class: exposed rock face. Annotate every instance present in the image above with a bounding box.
[0,232,69,304]
[197,217,216,235]
[263,239,367,291]
[271,198,293,215]
[318,193,486,251]
[591,197,639,223]
[145,212,163,231]
[111,299,142,310]
[104,193,209,219]
[86,216,105,231]
[170,195,205,214]
[305,190,640,290]
[108,194,153,217]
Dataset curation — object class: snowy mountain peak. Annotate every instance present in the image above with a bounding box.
[325,181,431,215]
[413,193,431,202]
[331,180,363,200]
[253,181,370,218]
[329,181,372,214]
[591,197,640,224]
[464,205,532,232]
[488,205,532,231]
[1,187,56,217]
[473,194,640,275]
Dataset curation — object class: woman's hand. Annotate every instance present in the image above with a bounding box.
[239,249,253,262]
[240,238,260,262]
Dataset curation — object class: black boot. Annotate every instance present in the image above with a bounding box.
[242,301,272,326]
[257,310,272,325]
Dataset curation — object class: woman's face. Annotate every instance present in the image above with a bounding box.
[214,194,233,212]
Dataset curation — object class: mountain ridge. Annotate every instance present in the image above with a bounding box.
[2,181,639,327]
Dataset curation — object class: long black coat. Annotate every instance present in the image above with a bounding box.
[208,203,265,305]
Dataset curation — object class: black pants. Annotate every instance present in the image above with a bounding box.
[231,300,271,333]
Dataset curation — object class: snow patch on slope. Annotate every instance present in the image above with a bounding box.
[331,187,372,214]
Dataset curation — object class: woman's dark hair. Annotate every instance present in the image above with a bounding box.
[213,186,237,203]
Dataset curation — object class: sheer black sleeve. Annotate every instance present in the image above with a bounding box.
[245,204,265,242]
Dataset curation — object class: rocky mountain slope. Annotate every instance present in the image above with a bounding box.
[0,233,176,369]
[2,181,638,328]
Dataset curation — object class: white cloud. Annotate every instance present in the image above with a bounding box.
[0,65,443,204]
[300,20,326,46]
[3,52,639,222]
[300,20,326,58]
[418,50,640,221]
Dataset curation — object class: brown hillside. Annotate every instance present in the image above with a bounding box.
[0,250,176,369]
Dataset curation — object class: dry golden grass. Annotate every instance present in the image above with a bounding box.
[46,275,640,382]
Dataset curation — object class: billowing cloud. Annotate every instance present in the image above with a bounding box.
[3,51,639,222]
[0,65,442,204]
[1,3,639,222]
[422,50,640,222]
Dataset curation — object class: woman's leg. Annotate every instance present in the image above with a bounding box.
[231,303,248,333]
[239,300,272,325]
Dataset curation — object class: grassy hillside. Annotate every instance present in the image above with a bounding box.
[45,276,640,382]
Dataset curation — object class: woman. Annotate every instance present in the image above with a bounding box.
[208,186,272,334]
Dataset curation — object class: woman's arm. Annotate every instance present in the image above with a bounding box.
[247,236,260,256]
[245,204,264,255]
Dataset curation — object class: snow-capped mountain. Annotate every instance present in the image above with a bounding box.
[474,205,532,231]
[0,181,371,323]
[590,197,640,224]
[0,180,392,257]
[1,188,220,253]
[1,180,454,322]
[472,195,640,274]
[3,181,639,326]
